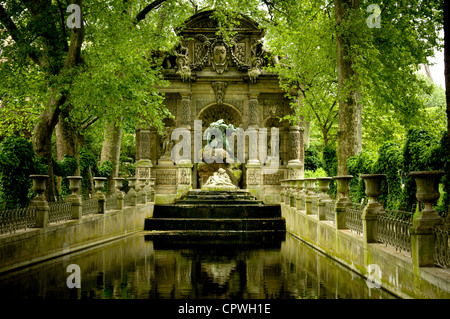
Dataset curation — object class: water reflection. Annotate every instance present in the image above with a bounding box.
[0,233,396,299]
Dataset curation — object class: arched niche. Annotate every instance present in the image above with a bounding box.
[197,103,242,129]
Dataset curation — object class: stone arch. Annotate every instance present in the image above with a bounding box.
[197,103,242,128]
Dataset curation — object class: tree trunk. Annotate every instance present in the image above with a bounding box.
[55,107,80,172]
[445,0,450,158]
[100,118,123,195]
[334,0,362,175]
[32,93,64,202]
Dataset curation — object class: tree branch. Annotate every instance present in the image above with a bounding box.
[135,0,167,23]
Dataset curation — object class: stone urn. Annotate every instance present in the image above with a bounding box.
[317,177,332,199]
[409,171,444,217]
[360,174,385,204]
[113,177,124,192]
[67,176,83,196]
[93,177,107,193]
[30,175,49,197]
[333,175,353,200]
[305,178,316,195]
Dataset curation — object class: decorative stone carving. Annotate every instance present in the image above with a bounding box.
[263,170,285,185]
[156,170,177,185]
[248,39,265,83]
[174,41,191,82]
[203,168,237,190]
[165,99,177,117]
[138,129,151,160]
[180,96,191,127]
[211,81,228,106]
[211,38,229,74]
[137,167,151,179]
[247,169,260,185]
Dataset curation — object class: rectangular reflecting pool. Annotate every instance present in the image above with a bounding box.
[0,232,397,299]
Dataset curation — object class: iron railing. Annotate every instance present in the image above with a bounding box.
[434,226,449,269]
[378,209,413,254]
[311,196,318,215]
[324,200,336,223]
[345,203,364,235]
[48,201,72,224]
[0,206,36,234]
[82,198,98,216]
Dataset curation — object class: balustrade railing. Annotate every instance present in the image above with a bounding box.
[0,206,36,234]
[48,201,72,224]
[82,198,99,216]
[311,196,318,215]
[434,226,449,269]
[378,209,413,254]
[345,203,364,235]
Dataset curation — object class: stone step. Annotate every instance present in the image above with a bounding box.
[143,230,286,249]
[144,218,286,231]
[153,204,281,218]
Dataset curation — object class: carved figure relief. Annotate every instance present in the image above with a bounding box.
[175,41,191,82]
[211,81,228,105]
[160,127,174,159]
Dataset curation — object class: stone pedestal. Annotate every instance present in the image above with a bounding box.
[127,178,138,206]
[409,171,444,267]
[317,177,332,220]
[246,162,262,199]
[287,126,304,180]
[136,159,153,180]
[305,178,316,215]
[295,179,306,211]
[113,178,125,210]
[177,161,193,197]
[29,175,50,228]
[333,175,353,229]
[67,176,83,219]
[93,177,107,213]
[138,178,148,204]
[360,174,385,243]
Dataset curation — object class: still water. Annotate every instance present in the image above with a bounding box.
[0,232,397,299]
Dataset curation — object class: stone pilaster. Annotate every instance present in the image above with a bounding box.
[180,94,192,129]
[246,162,262,199]
[248,94,259,128]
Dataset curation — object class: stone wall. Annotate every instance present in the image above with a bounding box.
[0,203,154,274]
[281,204,450,298]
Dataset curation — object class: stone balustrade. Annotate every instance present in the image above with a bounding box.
[0,175,156,233]
[280,172,449,271]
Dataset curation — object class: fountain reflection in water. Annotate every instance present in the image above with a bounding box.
[0,233,396,299]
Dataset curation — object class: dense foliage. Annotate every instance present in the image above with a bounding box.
[0,137,36,208]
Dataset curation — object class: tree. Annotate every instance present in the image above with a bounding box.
[0,0,182,201]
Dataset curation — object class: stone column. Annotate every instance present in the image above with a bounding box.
[360,174,385,243]
[333,175,353,229]
[287,126,303,180]
[67,176,83,219]
[29,175,50,229]
[136,127,153,190]
[409,171,444,267]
